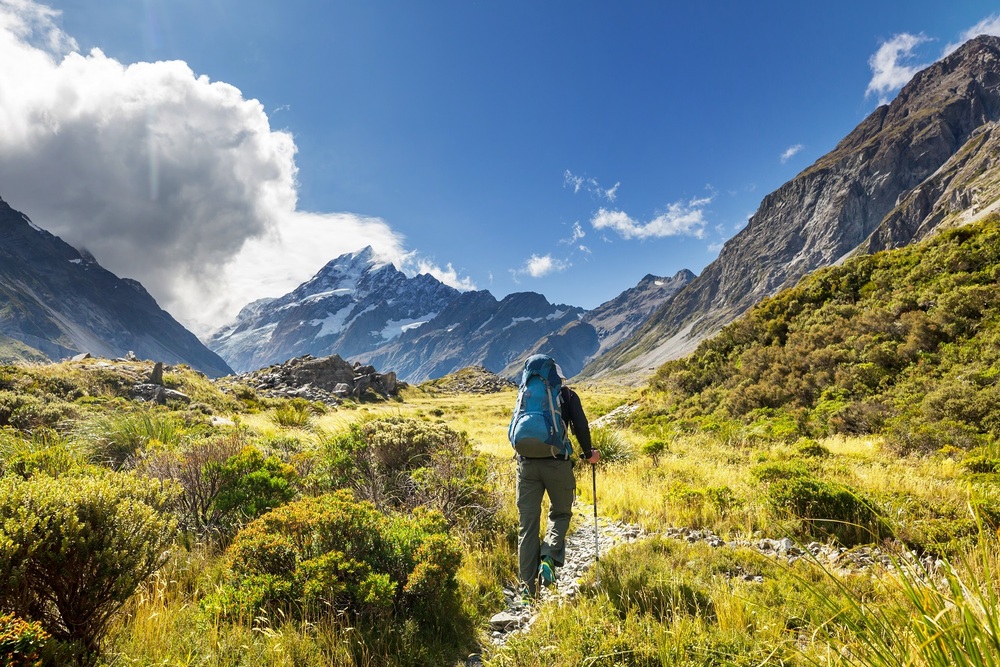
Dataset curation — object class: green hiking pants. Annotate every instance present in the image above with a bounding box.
[517,457,576,595]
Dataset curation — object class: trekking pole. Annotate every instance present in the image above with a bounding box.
[592,462,600,586]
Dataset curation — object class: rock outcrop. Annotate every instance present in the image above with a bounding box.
[222,354,404,405]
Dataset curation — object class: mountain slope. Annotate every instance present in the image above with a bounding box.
[0,197,233,377]
[583,35,1000,382]
[643,215,1000,452]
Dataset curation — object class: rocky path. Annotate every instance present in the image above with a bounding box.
[474,499,907,662]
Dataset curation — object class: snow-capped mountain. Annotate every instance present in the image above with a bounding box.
[208,247,461,373]
[209,245,695,382]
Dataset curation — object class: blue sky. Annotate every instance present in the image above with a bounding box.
[1,1,998,335]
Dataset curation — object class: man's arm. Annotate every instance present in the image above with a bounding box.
[562,387,596,460]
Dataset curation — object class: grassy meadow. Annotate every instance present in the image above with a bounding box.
[0,357,997,667]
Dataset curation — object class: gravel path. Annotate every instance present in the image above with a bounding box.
[472,498,912,662]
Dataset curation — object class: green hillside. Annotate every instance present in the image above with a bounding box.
[643,216,1000,455]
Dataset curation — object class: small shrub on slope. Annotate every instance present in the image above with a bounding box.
[308,416,500,531]
[206,490,471,659]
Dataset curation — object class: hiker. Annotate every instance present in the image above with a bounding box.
[508,354,600,601]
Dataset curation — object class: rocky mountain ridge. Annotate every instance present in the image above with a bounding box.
[0,196,233,377]
[209,249,691,383]
[581,34,1000,381]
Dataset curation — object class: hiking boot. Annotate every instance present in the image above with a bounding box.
[538,556,556,587]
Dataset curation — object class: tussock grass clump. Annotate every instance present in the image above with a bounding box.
[590,426,634,464]
[271,398,314,428]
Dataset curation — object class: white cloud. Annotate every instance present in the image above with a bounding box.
[412,258,477,291]
[560,221,586,246]
[514,254,569,280]
[865,33,931,103]
[564,169,619,202]
[563,169,587,194]
[0,0,441,336]
[780,143,804,163]
[945,14,1000,56]
[590,195,711,240]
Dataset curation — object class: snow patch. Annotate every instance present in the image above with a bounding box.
[310,306,354,338]
[379,314,436,340]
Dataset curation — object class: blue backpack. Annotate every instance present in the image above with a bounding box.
[508,354,571,458]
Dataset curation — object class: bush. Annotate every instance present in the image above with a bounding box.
[590,426,634,464]
[141,435,297,536]
[765,476,885,546]
[640,438,669,465]
[83,411,187,468]
[208,491,471,655]
[793,437,830,458]
[0,391,75,432]
[0,472,178,656]
[308,417,500,530]
[884,416,984,456]
[272,399,313,428]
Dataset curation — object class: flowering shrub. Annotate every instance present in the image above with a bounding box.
[0,613,50,666]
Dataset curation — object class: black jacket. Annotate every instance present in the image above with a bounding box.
[560,386,592,457]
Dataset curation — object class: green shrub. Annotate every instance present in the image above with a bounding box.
[884,416,984,456]
[272,399,313,428]
[141,434,296,536]
[640,438,669,465]
[308,417,500,530]
[208,491,471,655]
[765,476,885,546]
[0,471,178,655]
[793,437,830,458]
[0,391,75,432]
[750,459,811,484]
[962,454,1000,474]
[83,411,186,468]
[214,447,298,523]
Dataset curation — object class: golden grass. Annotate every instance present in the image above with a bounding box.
[86,377,998,666]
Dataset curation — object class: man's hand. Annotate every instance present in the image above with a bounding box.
[584,450,600,464]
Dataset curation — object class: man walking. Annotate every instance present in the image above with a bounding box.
[508,355,600,601]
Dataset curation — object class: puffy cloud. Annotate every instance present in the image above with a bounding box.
[780,143,804,163]
[513,254,569,280]
[590,196,710,240]
[0,0,452,336]
[865,33,931,103]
